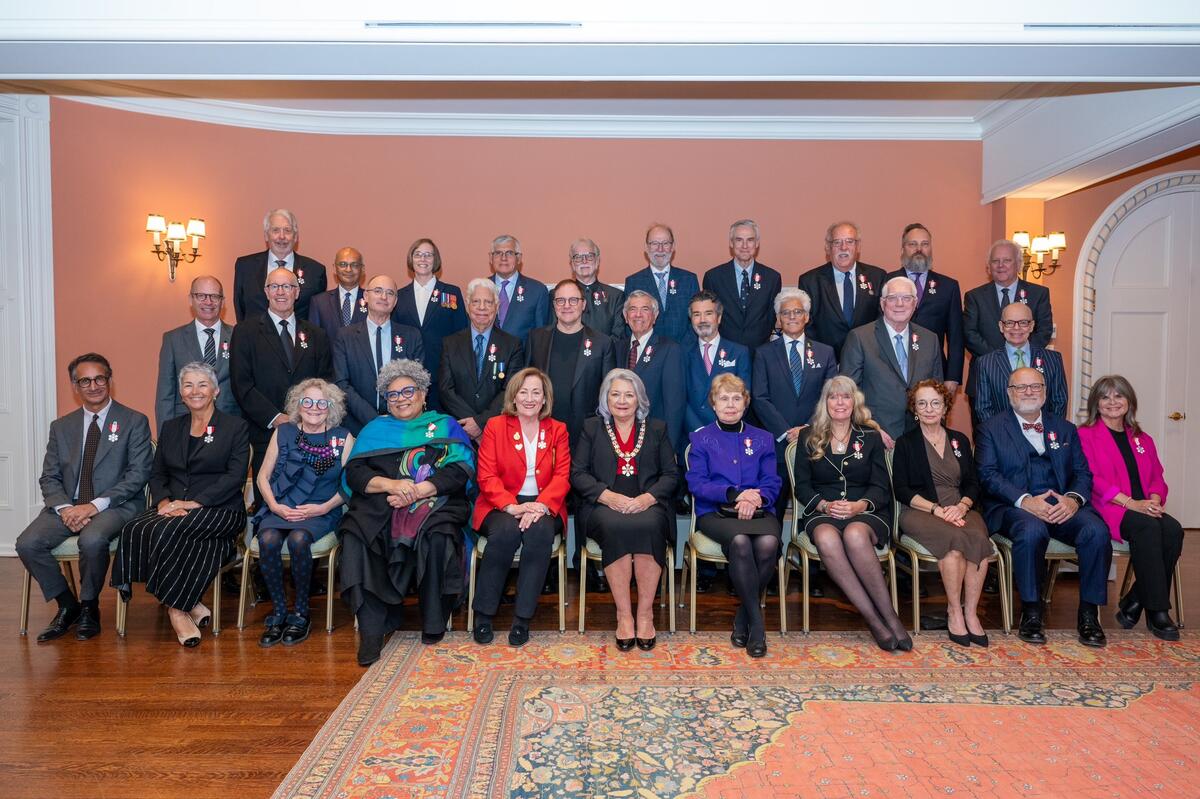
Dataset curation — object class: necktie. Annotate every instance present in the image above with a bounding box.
[703,342,713,375]
[78,414,101,505]
[788,340,804,395]
[1001,287,1011,309]
[894,333,908,378]
[628,338,640,369]
[912,272,925,305]
[203,327,217,366]
[275,259,286,268]
[1015,348,1026,369]
[842,270,855,326]
[474,333,485,379]
[375,326,384,372]
[341,291,352,326]
[279,319,295,369]
[655,271,668,308]
[739,268,750,310]
[498,279,511,326]
[1022,421,1044,433]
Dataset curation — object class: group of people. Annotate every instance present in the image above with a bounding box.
[16,209,1184,667]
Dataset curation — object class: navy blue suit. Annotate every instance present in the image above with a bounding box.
[392,280,468,412]
[963,279,1053,398]
[797,261,888,358]
[623,266,701,345]
[975,411,1110,605]
[308,287,368,345]
[332,320,425,435]
[973,346,1069,425]
[613,332,686,451]
[703,261,783,351]
[495,273,549,345]
[684,338,752,435]
[885,269,965,384]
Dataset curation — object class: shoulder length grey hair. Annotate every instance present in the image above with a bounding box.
[376,358,431,395]
[597,368,650,422]
[285,377,347,427]
[177,361,219,392]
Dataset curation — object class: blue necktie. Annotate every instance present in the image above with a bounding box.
[655,271,668,308]
[788,340,804,395]
[341,291,352,326]
[739,268,750,310]
[842,271,854,326]
[474,333,485,379]
[894,333,908,378]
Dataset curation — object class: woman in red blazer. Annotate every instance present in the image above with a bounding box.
[1078,375,1182,641]
[470,367,571,646]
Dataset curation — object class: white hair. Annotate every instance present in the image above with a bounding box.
[466,277,500,302]
[773,287,811,315]
[882,276,917,298]
[597,368,650,422]
[490,234,522,256]
[262,208,298,235]
[729,218,760,241]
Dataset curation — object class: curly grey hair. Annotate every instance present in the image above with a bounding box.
[773,287,811,315]
[284,378,347,427]
[597,368,650,422]
[177,361,219,392]
[376,358,431,395]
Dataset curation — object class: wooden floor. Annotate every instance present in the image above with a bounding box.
[3,542,1196,799]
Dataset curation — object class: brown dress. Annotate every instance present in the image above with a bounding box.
[898,437,992,564]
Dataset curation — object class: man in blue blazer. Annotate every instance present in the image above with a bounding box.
[751,287,837,519]
[308,246,368,344]
[490,234,549,345]
[613,289,685,452]
[797,221,889,358]
[683,290,752,437]
[975,367,1110,647]
[972,302,1068,424]
[392,239,468,413]
[333,275,424,435]
[232,209,327,322]
[623,223,701,345]
[885,223,965,392]
[703,219,783,352]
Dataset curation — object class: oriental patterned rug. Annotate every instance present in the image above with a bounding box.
[274,631,1200,798]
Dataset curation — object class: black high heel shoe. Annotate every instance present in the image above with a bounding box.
[947,629,971,647]
[635,636,656,651]
[615,636,636,652]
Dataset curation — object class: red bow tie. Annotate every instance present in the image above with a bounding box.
[1022,422,1044,433]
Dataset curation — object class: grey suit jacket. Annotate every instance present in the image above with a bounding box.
[155,321,240,432]
[39,401,153,517]
[840,319,944,439]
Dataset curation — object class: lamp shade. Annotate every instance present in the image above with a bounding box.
[1011,231,1031,249]
[186,218,206,238]
[1048,231,1066,250]
[166,222,187,242]
[145,214,167,233]
[1031,236,1051,253]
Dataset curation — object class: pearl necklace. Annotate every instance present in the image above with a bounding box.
[605,420,646,477]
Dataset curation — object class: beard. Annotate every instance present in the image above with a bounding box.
[901,252,932,274]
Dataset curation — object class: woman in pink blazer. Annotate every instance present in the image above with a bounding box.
[1078,375,1182,641]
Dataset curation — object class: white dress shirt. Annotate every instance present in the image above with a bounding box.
[413,277,436,326]
[518,431,540,496]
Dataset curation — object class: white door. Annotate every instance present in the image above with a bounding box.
[1089,188,1200,525]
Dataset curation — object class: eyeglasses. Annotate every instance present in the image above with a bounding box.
[74,375,109,388]
[299,397,331,410]
[553,296,583,307]
[334,261,363,269]
[190,292,223,302]
[469,298,496,308]
[267,283,299,292]
[1008,383,1045,394]
[492,249,518,259]
[570,253,598,264]
[1000,319,1034,329]
[883,294,917,305]
[385,386,420,402]
[646,240,673,250]
[778,309,807,319]
[828,238,859,247]
[368,287,397,298]
[412,251,435,259]
[903,241,931,249]
[914,399,945,410]
[267,226,294,236]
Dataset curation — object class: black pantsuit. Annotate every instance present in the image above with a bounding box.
[1121,512,1185,611]
[472,501,561,620]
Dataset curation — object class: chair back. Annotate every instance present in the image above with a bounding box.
[683,443,697,533]
[784,439,799,544]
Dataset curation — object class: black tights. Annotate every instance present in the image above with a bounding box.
[812,522,907,647]
[726,534,780,643]
[258,528,314,624]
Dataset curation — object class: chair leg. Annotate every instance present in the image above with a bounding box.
[887,553,898,614]
[1118,557,1135,599]
[466,548,478,633]
[577,555,588,634]
[996,556,1011,634]
[801,549,811,635]
[325,546,338,633]
[557,547,566,633]
[678,556,688,610]
[668,547,676,634]
[1043,560,1062,604]
[117,596,128,637]
[688,547,698,634]
[61,561,78,598]
[777,551,787,635]
[19,569,31,636]
[911,554,921,634]
[1173,561,1185,628]
[237,550,252,630]
[211,572,223,636]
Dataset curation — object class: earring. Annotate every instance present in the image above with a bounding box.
[914,413,920,421]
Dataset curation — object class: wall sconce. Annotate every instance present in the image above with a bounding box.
[1012,230,1066,280]
[146,213,205,282]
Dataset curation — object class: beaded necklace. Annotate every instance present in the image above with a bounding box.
[605,419,645,478]
[295,427,337,475]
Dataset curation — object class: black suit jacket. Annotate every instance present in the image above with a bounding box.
[963,279,1053,395]
[703,260,783,350]
[528,324,616,447]
[798,261,889,358]
[613,332,685,450]
[333,319,425,435]
[232,251,328,322]
[751,336,838,437]
[891,425,980,509]
[885,269,965,383]
[575,280,628,339]
[229,314,333,442]
[150,409,250,511]
[438,326,526,430]
[308,286,368,344]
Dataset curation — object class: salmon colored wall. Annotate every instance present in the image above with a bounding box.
[50,98,993,420]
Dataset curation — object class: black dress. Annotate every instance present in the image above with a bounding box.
[792,425,892,546]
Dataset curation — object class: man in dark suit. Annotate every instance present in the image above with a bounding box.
[569,237,627,339]
[840,276,944,446]
[886,223,965,393]
[797,221,888,358]
[230,266,334,495]
[623,223,701,345]
[491,234,549,345]
[528,279,616,448]
[703,219,783,351]
[393,238,468,412]
[683,290,752,436]
[963,239,1054,403]
[16,353,153,642]
[232,208,328,322]
[613,289,685,451]
[973,301,1069,424]
[333,275,424,435]
[155,274,239,432]
[975,367,1110,647]
[439,278,526,441]
[308,246,368,344]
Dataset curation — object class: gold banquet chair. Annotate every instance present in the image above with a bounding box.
[18,537,119,635]
[782,440,898,634]
[678,445,788,634]
[466,533,568,633]
[895,522,1012,635]
[236,530,342,633]
[578,537,675,634]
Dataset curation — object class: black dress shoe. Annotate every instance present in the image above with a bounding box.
[730,630,748,648]
[357,633,384,666]
[1076,609,1107,648]
[947,629,971,647]
[421,631,445,645]
[695,575,713,594]
[1018,609,1046,644]
[36,604,81,642]
[1146,610,1180,642]
[615,636,636,651]
[1114,593,1143,629]
[747,638,767,658]
[282,618,311,646]
[75,605,101,640]
[508,625,530,647]
[674,496,692,516]
[982,571,1000,595]
[968,632,990,647]
[473,621,494,645]
[636,636,656,651]
[259,624,286,648]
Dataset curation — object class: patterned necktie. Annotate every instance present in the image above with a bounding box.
[474,333,485,379]
[498,279,511,326]
[341,290,353,326]
[894,333,908,378]
[788,340,804,395]
[279,319,295,369]
[1015,348,1026,369]
[77,414,101,505]
[628,338,640,369]
[912,272,925,306]
[275,259,287,268]
[703,342,713,375]
[203,327,217,366]
[739,268,750,310]
[1022,421,1044,433]
[655,271,668,308]
[842,270,855,326]
[1001,287,1011,309]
